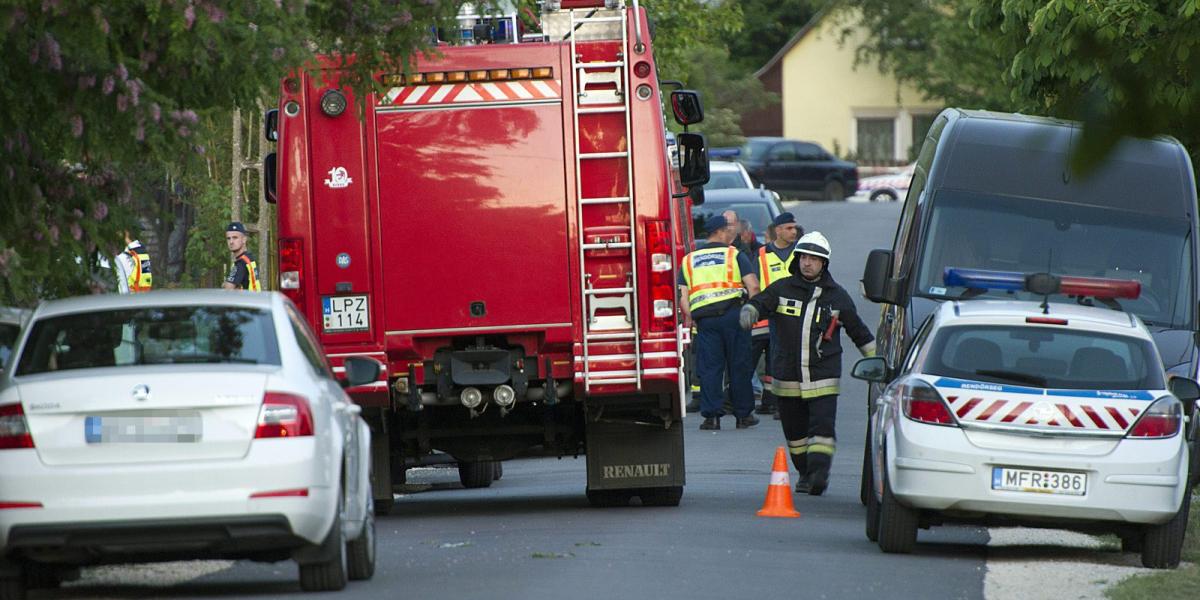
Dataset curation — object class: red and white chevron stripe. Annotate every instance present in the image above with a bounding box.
[945,395,1142,431]
[380,80,563,107]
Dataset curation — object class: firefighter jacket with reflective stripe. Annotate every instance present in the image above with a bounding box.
[682,246,744,316]
[746,271,875,399]
[752,243,795,336]
[125,248,152,293]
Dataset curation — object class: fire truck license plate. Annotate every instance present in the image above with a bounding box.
[323,295,369,332]
[992,467,1086,496]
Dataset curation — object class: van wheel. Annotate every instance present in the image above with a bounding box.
[298,497,348,592]
[459,461,494,489]
[822,180,845,201]
[1141,493,1191,568]
[877,458,918,553]
[346,493,376,581]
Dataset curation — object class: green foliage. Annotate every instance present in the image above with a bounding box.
[0,0,475,306]
[721,0,819,72]
[666,44,777,147]
[849,0,1200,172]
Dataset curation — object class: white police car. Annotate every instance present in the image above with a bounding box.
[853,268,1198,568]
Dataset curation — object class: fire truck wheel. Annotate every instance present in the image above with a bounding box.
[638,486,683,507]
[1141,492,1190,568]
[493,461,504,481]
[458,461,495,489]
[586,489,633,508]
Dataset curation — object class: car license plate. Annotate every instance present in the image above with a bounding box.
[992,467,1086,496]
[85,414,202,444]
[323,295,369,332]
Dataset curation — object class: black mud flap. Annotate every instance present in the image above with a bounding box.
[585,418,685,492]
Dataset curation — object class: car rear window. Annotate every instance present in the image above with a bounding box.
[15,306,280,375]
[921,325,1163,390]
[706,171,749,190]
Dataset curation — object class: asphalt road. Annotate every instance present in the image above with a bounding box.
[37,201,992,599]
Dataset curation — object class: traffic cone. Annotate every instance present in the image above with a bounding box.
[757,446,801,518]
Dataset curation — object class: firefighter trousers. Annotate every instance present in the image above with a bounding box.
[778,393,837,480]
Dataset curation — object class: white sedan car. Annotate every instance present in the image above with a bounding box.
[0,291,380,596]
[854,270,1196,568]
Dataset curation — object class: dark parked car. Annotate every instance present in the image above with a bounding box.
[731,137,858,201]
[691,188,785,245]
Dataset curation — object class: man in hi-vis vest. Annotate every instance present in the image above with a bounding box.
[679,214,760,431]
[222,222,262,291]
[114,230,152,294]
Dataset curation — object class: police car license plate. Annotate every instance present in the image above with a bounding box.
[323,295,369,332]
[992,467,1087,496]
[85,414,202,444]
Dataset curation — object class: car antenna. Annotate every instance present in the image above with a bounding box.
[1040,250,1053,315]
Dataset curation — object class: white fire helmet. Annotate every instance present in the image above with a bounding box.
[794,231,831,262]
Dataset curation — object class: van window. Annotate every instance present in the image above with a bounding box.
[915,189,1194,328]
[922,325,1163,391]
[892,115,946,275]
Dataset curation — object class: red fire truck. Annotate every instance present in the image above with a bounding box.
[265,0,710,511]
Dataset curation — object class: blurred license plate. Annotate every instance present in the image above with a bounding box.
[992,467,1086,496]
[323,295,369,332]
[85,414,202,444]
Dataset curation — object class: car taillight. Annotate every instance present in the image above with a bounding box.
[1126,397,1182,438]
[279,237,304,309]
[646,221,676,333]
[0,404,34,450]
[899,379,958,427]
[255,392,314,439]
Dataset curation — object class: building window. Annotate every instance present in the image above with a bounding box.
[856,118,894,163]
[909,113,937,161]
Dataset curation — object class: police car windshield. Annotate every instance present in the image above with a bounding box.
[915,190,1194,329]
[15,306,281,375]
[921,325,1164,391]
[706,170,750,190]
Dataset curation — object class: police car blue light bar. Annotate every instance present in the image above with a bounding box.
[943,267,1141,299]
[709,147,741,158]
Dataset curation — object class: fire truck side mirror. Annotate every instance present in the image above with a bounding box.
[677,132,710,188]
[264,152,278,204]
[264,109,279,143]
[670,90,704,126]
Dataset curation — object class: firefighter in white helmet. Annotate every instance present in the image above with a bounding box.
[739,231,875,495]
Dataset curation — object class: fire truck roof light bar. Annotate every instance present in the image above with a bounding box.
[383,67,552,87]
[943,268,1141,300]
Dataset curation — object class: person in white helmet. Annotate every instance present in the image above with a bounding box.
[738,231,875,495]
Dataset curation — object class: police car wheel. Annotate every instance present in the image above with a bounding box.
[1140,492,1191,569]
[859,427,871,506]
[877,452,919,554]
[864,460,881,542]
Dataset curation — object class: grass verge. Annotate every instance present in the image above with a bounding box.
[1107,493,1199,599]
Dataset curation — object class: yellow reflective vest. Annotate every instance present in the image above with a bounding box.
[752,244,794,335]
[237,254,262,291]
[125,249,152,293]
[682,246,743,312]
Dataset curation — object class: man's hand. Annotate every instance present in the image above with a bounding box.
[739,304,758,330]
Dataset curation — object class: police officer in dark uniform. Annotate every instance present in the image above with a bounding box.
[738,231,874,495]
[222,222,262,291]
[679,214,761,431]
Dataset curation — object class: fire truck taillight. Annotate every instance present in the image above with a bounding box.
[279,238,304,309]
[646,221,675,332]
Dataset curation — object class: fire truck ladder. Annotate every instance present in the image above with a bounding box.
[569,3,642,393]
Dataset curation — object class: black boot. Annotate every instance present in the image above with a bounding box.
[699,417,720,430]
[793,474,810,494]
[807,470,828,496]
[736,414,760,429]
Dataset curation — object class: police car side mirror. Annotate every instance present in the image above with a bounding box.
[1168,376,1200,403]
[851,356,891,383]
[677,132,710,188]
[342,356,382,388]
